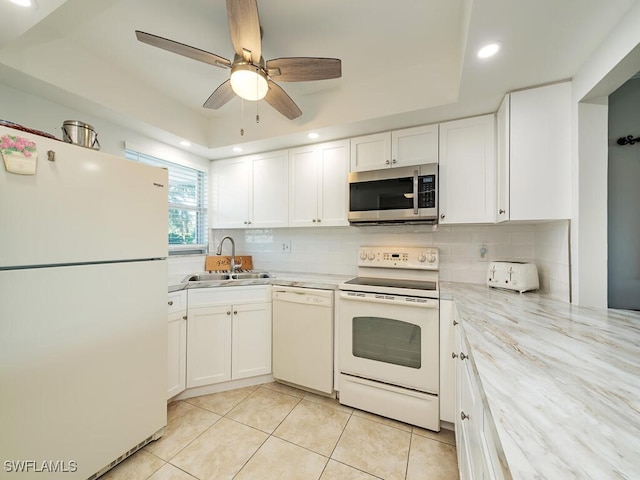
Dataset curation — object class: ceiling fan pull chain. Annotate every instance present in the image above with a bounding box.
[240,97,245,136]
[255,74,260,124]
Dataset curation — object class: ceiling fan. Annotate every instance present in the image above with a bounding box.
[135,0,341,120]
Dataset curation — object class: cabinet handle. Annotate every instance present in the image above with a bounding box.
[312,219,317,222]
[233,310,238,315]
[452,352,458,359]
[453,319,458,326]
[182,315,187,320]
[226,311,231,315]
[392,159,397,164]
[460,352,468,361]
[440,214,445,219]
[247,221,252,225]
[499,209,506,214]
[461,411,470,421]
[385,159,390,165]
[317,218,321,223]
[168,300,173,306]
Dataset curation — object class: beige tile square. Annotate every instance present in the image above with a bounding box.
[144,401,220,461]
[351,408,413,432]
[407,433,459,480]
[319,460,380,480]
[274,400,350,456]
[147,463,198,480]
[235,436,328,480]
[332,415,411,480]
[170,417,268,480]
[413,425,457,446]
[304,391,354,414]
[184,385,258,415]
[261,381,306,398]
[100,450,164,480]
[227,386,300,433]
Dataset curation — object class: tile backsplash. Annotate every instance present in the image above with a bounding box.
[198,220,571,301]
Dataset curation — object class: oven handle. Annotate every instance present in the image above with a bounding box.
[338,291,438,309]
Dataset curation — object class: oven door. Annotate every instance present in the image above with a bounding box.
[338,291,439,394]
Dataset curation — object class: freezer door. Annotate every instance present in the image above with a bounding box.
[0,126,168,268]
[0,260,168,479]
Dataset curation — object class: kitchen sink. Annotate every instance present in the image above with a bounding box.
[181,272,271,283]
[229,272,271,280]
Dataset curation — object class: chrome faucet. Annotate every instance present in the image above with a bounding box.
[216,236,241,272]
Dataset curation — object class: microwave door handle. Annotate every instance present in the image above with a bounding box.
[413,169,419,214]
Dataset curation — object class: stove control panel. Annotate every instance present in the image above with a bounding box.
[357,246,439,270]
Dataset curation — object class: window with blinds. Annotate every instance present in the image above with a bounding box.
[126,150,208,251]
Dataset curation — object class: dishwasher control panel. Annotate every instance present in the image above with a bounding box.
[357,246,439,270]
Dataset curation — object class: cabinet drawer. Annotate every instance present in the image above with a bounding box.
[188,285,271,307]
[167,290,186,314]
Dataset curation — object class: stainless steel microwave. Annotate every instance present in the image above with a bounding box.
[348,163,438,224]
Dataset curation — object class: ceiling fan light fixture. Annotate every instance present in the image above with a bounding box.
[230,63,268,101]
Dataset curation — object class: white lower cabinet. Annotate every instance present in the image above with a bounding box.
[167,290,187,399]
[186,286,272,389]
[455,307,505,480]
[439,299,456,424]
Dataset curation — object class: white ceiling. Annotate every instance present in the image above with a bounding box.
[0,0,637,159]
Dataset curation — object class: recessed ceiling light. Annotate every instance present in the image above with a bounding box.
[308,132,319,139]
[233,146,243,153]
[179,140,191,147]
[10,0,35,7]
[477,42,501,59]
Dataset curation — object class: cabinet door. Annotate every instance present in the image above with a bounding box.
[439,299,456,423]
[289,145,320,227]
[167,310,187,399]
[167,291,187,399]
[232,302,272,379]
[509,82,571,220]
[318,140,349,226]
[439,114,496,224]
[211,158,250,228]
[350,132,391,172]
[392,124,439,168]
[496,95,510,223]
[251,150,289,228]
[186,305,232,387]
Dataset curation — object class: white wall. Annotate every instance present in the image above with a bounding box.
[572,0,640,307]
[0,83,209,172]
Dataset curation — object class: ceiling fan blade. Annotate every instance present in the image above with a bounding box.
[135,31,231,69]
[264,80,302,120]
[203,80,236,109]
[226,0,262,62]
[266,57,342,82]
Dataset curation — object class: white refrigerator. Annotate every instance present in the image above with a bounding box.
[0,125,169,479]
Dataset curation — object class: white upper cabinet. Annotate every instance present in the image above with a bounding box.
[350,124,438,172]
[439,114,496,224]
[497,82,572,221]
[211,150,289,228]
[289,140,349,227]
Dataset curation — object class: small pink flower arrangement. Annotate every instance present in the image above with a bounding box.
[1,134,37,157]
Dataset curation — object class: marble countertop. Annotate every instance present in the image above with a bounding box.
[441,282,640,480]
[169,271,352,292]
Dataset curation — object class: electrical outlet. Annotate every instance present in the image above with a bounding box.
[281,241,291,253]
[479,245,489,262]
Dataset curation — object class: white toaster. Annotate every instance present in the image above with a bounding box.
[486,261,539,293]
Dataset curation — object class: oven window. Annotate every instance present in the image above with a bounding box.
[352,316,421,368]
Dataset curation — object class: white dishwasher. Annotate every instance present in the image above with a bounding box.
[272,286,334,395]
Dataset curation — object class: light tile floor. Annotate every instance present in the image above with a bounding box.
[101,382,459,480]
